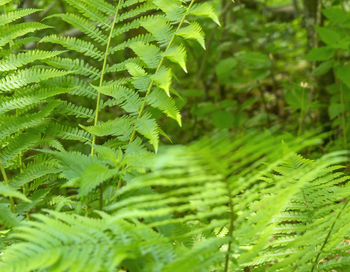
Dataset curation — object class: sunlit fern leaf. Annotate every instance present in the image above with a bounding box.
[0,22,51,48]
[93,83,142,114]
[176,21,206,49]
[40,35,104,61]
[81,117,133,140]
[0,87,68,114]
[0,204,20,227]
[0,68,71,92]
[46,13,108,44]
[0,0,12,6]
[189,2,221,26]
[134,112,159,152]
[0,102,59,141]
[47,124,93,143]
[0,184,31,203]
[0,131,40,168]
[0,9,41,27]
[43,57,100,79]
[0,211,175,272]
[0,50,64,71]
[146,88,181,126]
[9,160,60,189]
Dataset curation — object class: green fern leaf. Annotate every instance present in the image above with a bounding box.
[40,35,104,61]
[146,88,181,126]
[0,22,51,48]
[0,50,64,72]
[176,22,205,49]
[0,9,41,27]
[0,68,71,92]
[151,67,172,96]
[134,113,159,152]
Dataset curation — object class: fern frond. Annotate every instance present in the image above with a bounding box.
[0,131,40,167]
[146,88,181,125]
[0,102,58,140]
[47,123,93,142]
[0,22,51,48]
[81,117,133,141]
[63,0,111,28]
[43,57,100,79]
[134,113,159,152]
[47,13,107,44]
[0,9,41,27]
[40,35,104,61]
[0,87,68,114]
[93,83,142,114]
[0,50,64,72]
[0,210,175,272]
[0,68,70,92]
[10,160,60,189]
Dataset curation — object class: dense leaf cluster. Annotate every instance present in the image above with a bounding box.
[0,0,349,271]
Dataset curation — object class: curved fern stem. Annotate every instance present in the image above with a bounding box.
[224,183,234,272]
[91,0,123,156]
[129,0,196,144]
[311,199,349,272]
[0,163,15,212]
[90,0,123,210]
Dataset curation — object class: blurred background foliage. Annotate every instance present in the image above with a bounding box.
[7,0,349,150]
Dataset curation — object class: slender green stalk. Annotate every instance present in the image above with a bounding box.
[90,0,123,210]
[1,163,15,212]
[298,88,306,136]
[311,200,349,272]
[91,0,123,156]
[339,83,348,148]
[129,0,196,143]
[224,185,235,272]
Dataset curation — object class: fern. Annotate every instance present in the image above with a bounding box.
[2,1,349,272]
[39,0,219,153]
[1,132,349,271]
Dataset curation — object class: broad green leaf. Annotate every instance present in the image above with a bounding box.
[236,51,271,69]
[216,57,238,84]
[314,61,334,76]
[335,65,350,88]
[315,26,349,49]
[329,103,345,119]
[323,6,350,25]
[305,47,335,61]
[212,111,235,129]
[285,86,310,111]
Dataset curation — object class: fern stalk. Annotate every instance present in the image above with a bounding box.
[0,163,15,212]
[311,199,350,272]
[224,185,235,272]
[339,82,348,148]
[129,0,196,144]
[90,0,123,210]
[91,0,123,156]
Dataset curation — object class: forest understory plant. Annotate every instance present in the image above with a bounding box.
[0,0,350,271]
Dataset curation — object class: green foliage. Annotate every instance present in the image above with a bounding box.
[0,0,350,271]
